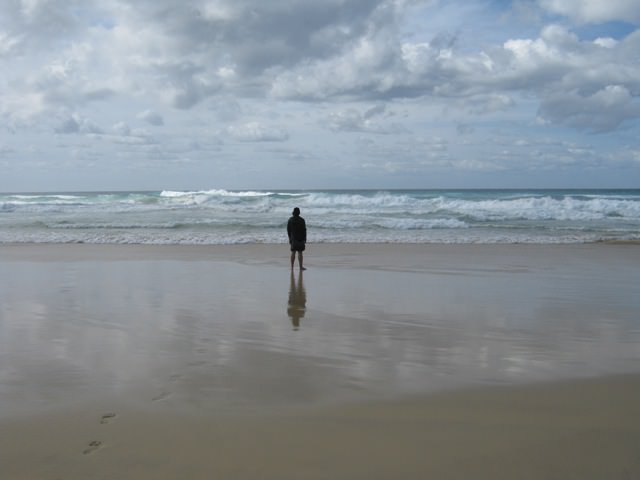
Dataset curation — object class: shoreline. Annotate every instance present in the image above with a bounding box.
[1,239,638,259]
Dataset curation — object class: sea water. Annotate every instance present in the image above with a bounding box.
[1,189,639,244]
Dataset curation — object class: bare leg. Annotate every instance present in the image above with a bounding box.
[299,252,306,270]
[290,251,296,269]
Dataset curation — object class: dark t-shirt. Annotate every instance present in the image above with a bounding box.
[287,216,306,242]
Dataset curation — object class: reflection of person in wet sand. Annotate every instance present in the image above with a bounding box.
[287,271,306,330]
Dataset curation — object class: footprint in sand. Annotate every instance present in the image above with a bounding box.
[83,440,103,455]
[152,391,171,402]
[100,412,116,424]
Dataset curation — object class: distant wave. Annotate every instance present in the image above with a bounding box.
[160,189,276,199]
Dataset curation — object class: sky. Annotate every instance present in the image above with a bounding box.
[1,0,640,192]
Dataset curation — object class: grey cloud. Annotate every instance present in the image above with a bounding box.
[123,0,407,107]
[137,110,165,126]
[55,114,103,134]
[112,122,131,136]
[151,60,222,109]
[5,39,115,124]
[208,97,243,122]
[538,85,640,132]
[0,31,22,56]
[325,109,368,132]
[43,87,115,108]
[457,124,475,135]
[124,0,388,75]
[0,0,83,51]
[464,94,515,115]
[0,144,14,157]
[83,89,115,102]
[363,104,387,119]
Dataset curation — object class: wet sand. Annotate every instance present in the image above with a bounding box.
[2,374,640,480]
[1,243,639,479]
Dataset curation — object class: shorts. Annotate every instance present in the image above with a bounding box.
[290,240,305,252]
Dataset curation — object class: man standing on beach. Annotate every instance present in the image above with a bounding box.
[287,207,307,270]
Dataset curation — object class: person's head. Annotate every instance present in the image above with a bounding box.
[292,207,300,216]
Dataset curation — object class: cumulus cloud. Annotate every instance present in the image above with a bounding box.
[2,0,639,132]
[499,26,640,131]
[272,19,640,129]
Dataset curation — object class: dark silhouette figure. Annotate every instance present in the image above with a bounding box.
[287,270,306,330]
[287,207,307,270]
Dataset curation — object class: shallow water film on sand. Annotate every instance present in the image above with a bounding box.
[1,244,639,417]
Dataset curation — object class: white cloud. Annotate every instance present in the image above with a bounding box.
[594,37,618,48]
[226,122,289,142]
[538,0,640,25]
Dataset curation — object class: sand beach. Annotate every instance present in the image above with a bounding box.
[1,243,639,479]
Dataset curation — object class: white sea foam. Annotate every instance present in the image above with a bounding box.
[1,189,639,244]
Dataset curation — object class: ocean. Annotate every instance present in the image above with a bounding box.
[1,189,639,245]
